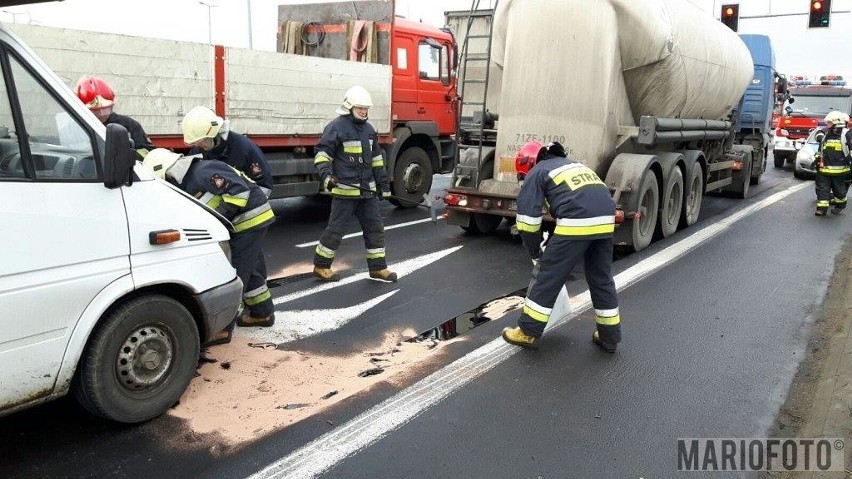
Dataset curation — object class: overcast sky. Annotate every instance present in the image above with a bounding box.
[1,0,850,78]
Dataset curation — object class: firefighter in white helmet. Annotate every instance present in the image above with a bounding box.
[142,148,276,344]
[182,106,274,197]
[312,85,396,282]
[812,111,852,215]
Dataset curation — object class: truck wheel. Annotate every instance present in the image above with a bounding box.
[773,153,785,168]
[679,163,704,228]
[655,167,684,239]
[73,295,200,423]
[632,171,659,252]
[731,152,752,199]
[391,147,432,208]
[462,213,503,235]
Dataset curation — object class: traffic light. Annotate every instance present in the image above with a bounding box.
[720,4,740,31]
[808,0,832,28]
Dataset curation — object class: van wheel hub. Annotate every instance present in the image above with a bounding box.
[117,326,174,389]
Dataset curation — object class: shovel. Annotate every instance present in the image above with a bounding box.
[336,181,439,224]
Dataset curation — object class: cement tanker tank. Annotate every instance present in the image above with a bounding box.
[489,0,754,179]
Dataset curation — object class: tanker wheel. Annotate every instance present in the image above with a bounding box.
[730,151,752,199]
[655,167,684,239]
[632,170,659,252]
[679,163,704,229]
[390,147,432,208]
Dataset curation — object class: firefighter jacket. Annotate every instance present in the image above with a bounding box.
[179,158,275,234]
[313,115,389,199]
[190,131,273,196]
[516,154,616,255]
[106,112,154,151]
[816,127,852,176]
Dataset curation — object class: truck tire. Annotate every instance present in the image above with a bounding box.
[730,150,752,199]
[462,213,503,235]
[391,147,432,208]
[632,170,659,252]
[679,163,704,228]
[73,295,200,423]
[773,153,785,168]
[655,167,684,239]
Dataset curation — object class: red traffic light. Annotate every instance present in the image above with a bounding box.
[724,6,735,16]
[811,0,823,10]
[809,0,831,28]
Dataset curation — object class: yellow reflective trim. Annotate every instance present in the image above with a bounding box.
[554,224,615,236]
[244,289,271,305]
[233,209,274,233]
[595,314,621,326]
[366,251,385,259]
[523,304,550,323]
[206,196,223,209]
[817,200,830,207]
[516,221,541,233]
[222,195,249,207]
[343,146,363,154]
[315,245,335,259]
[331,187,362,196]
[372,159,384,168]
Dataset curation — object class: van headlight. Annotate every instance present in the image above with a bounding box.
[218,240,232,263]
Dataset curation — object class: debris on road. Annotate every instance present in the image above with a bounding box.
[321,390,338,400]
[358,367,385,377]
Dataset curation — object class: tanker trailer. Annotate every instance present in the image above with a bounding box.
[444,0,763,252]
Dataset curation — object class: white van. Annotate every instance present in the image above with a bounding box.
[0,20,242,423]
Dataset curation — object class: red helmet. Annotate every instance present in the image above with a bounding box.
[515,141,544,179]
[75,76,115,121]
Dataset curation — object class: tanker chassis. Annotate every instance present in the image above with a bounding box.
[444,0,775,252]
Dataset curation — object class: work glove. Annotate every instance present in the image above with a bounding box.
[323,175,338,191]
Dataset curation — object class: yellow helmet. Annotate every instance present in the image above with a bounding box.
[181,106,224,144]
[142,148,183,180]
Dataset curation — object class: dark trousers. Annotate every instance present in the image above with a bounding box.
[518,235,621,343]
[230,226,274,319]
[815,173,848,211]
[314,197,388,271]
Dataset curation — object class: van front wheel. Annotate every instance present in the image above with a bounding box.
[73,295,200,423]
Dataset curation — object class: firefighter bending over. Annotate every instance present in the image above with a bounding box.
[502,141,621,353]
[76,75,154,157]
[812,111,852,216]
[142,149,276,345]
[311,85,397,283]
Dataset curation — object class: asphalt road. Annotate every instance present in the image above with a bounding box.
[1,160,845,479]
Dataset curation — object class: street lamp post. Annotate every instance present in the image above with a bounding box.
[247,0,253,49]
[199,1,218,44]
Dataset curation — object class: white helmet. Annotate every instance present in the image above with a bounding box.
[335,85,373,115]
[824,110,850,126]
[142,148,183,180]
[182,106,224,144]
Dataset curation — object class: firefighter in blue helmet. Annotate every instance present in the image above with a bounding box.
[502,141,622,352]
[812,111,852,216]
[182,106,274,197]
[142,148,276,345]
[311,85,397,282]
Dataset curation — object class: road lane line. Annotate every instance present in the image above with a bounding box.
[272,246,463,306]
[296,216,446,248]
[249,182,810,479]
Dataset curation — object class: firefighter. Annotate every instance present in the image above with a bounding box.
[181,106,274,197]
[501,141,621,353]
[142,148,276,345]
[812,111,852,216]
[312,85,397,282]
[75,75,154,156]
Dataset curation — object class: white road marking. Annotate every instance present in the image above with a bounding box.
[248,183,810,479]
[295,216,446,248]
[272,246,463,306]
[236,290,399,344]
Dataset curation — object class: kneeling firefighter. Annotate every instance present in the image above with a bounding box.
[501,141,622,352]
[142,149,276,345]
[813,111,852,216]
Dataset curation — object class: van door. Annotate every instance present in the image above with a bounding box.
[0,47,130,409]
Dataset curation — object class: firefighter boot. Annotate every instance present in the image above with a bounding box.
[369,269,398,282]
[313,266,341,282]
[832,206,846,215]
[502,327,538,350]
[209,320,236,346]
[237,312,275,327]
[592,330,618,353]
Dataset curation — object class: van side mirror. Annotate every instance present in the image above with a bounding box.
[104,123,136,189]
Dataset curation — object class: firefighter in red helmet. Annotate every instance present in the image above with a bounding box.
[75,75,154,156]
[502,141,622,353]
